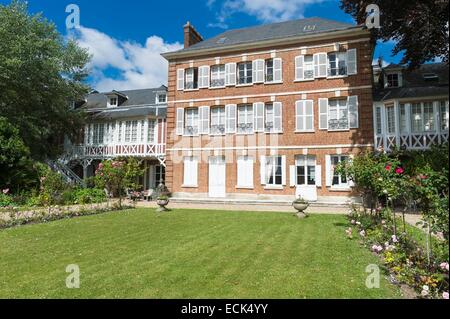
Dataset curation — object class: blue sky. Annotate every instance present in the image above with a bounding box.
[1,0,400,91]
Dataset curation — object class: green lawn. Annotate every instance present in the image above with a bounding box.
[0,209,401,298]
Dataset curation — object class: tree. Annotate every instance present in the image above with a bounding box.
[0,0,91,160]
[0,117,36,191]
[340,0,449,68]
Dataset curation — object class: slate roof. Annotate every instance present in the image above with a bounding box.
[79,85,167,110]
[168,17,359,55]
[373,63,449,102]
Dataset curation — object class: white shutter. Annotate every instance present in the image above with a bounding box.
[238,156,254,188]
[252,59,264,83]
[199,106,210,134]
[225,104,237,133]
[225,63,236,86]
[281,156,287,186]
[347,49,357,75]
[260,156,266,185]
[295,55,304,81]
[348,95,359,128]
[176,108,184,135]
[177,69,185,90]
[305,100,314,131]
[273,102,282,132]
[319,98,328,130]
[184,157,198,186]
[325,155,332,187]
[253,102,265,132]
[315,165,322,187]
[198,66,210,88]
[273,58,282,82]
[313,53,327,78]
[289,165,296,187]
[295,100,304,131]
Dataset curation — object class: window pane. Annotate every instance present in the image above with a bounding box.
[297,166,305,185]
[423,102,435,131]
[411,103,423,132]
[307,166,316,185]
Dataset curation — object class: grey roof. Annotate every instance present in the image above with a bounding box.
[174,17,359,54]
[78,86,167,110]
[374,63,449,102]
[91,106,167,120]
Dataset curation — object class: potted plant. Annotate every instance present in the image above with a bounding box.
[156,195,170,212]
[293,196,309,218]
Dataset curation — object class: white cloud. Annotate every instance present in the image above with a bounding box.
[69,26,182,92]
[209,0,329,28]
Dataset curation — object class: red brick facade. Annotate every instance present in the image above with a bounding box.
[164,30,375,201]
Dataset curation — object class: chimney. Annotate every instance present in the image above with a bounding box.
[184,21,203,48]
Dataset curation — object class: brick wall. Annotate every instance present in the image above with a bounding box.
[165,33,375,198]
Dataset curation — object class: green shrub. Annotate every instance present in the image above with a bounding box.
[72,188,106,204]
[0,193,14,207]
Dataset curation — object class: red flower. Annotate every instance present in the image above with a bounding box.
[395,167,404,174]
[385,164,392,171]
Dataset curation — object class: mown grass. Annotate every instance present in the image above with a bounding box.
[0,209,402,298]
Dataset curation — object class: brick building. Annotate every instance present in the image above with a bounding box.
[162,18,375,203]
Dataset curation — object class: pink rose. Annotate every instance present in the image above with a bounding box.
[385,164,392,171]
[395,167,404,174]
[2,188,9,194]
[440,262,449,272]
[443,292,449,299]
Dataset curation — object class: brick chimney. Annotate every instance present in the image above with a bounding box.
[184,21,203,48]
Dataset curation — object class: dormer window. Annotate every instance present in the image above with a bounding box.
[109,97,118,107]
[423,73,439,81]
[156,93,167,104]
[386,73,400,88]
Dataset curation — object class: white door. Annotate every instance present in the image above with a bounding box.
[209,156,226,198]
[295,155,318,201]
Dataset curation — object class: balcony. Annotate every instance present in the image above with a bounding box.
[65,143,166,160]
[375,132,449,151]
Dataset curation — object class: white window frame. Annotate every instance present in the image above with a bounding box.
[237,62,253,85]
[210,106,226,135]
[295,155,316,186]
[265,59,274,83]
[210,65,226,88]
[237,104,253,134]
[184,108,199,136]
[156,93,167,104]
[263,156,285,188]
[411,102,436,133]
[185,68,198,90]
[440,101,449,131]
[327,52,348,77]
[330,155,350,189]
[328,98,349,131]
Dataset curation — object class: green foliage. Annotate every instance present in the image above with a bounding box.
[0,193,14,207]
[0,1,90,160]
[71,188,106,205]
[94,158,144,208]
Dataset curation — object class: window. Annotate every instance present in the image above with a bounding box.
[237,104,253,133]
[264,103,274,132]
[237,156,253,188]
[211,65,225,87]
[109,97,118,107]
[411,102,435,133]
[210,106,226,135]
[265,156,283,186]
[130,121,138,143]
[185,68,198,90]
[386,73,399,88]
[183,157,198,187]
[156,93,166,104]
[399,104,407,133]
[265,59,274,82]
[440,101,449,131]
[386,105,396,134]
[185,108,199,136]
[92,123,105,145]
[328,52,347,76]
[155,165,166,185]
[117,122,123,142]
[237,62,252,85]
[296,156,316,186]
[328,99,348,130]
[124,121,132,142]
[148,120,156,143]
[303,55,314,80]
[375,107,382,135]
[295,100,314,132]
[331,155,349,187]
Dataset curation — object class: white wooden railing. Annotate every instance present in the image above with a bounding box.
[375,132,449,151]
[65,143,166,160]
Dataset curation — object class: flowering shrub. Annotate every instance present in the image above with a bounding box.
[0,202,132,230]
[346,205,449,299]
[94,157,144,208]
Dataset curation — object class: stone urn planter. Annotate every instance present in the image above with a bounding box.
[292,197,310,218]
[156,196,170,212]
